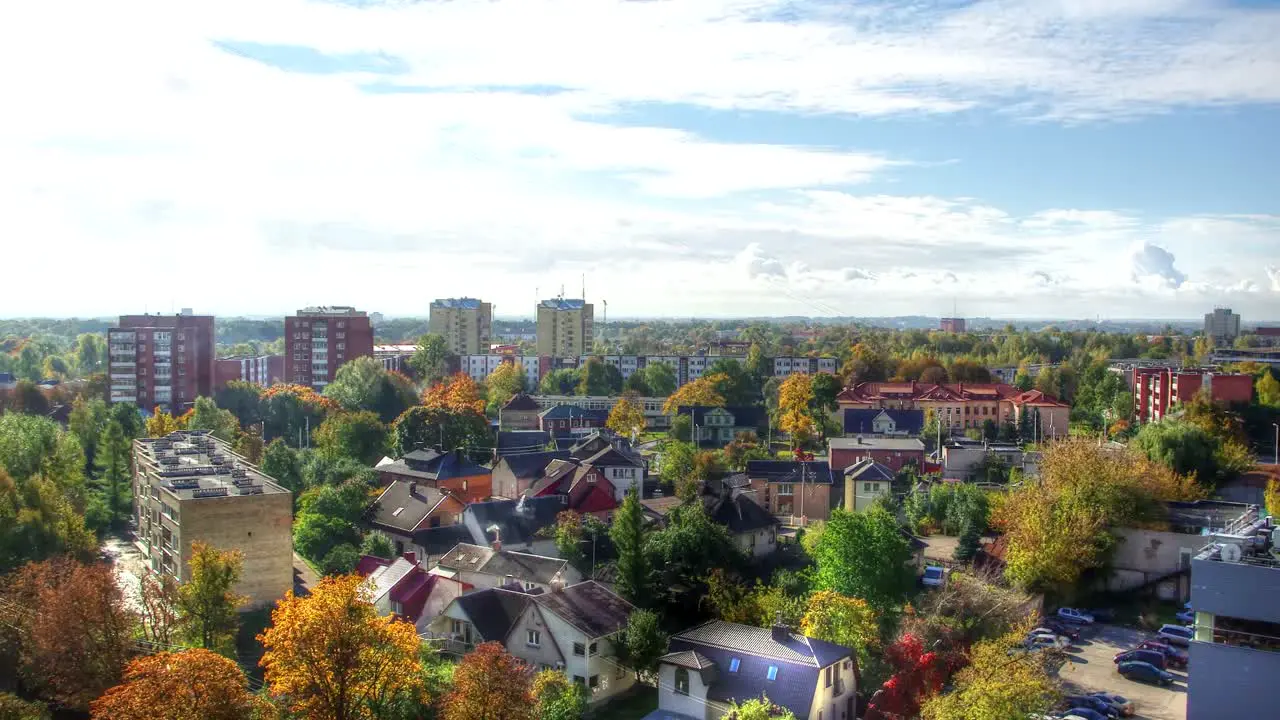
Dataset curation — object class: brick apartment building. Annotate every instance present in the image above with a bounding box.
[133,430,293,608]
[939,317,967,333]
[1133,367,1254,423]
[214,355,284,391]
[283,307,374,390]
[108,311,215,413]
[835,381,1070,438]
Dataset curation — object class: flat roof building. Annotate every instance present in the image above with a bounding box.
[108,311,215,412]
[537,298,593,357]
[283,306,374,391]
[132,430,293,608]
[430,298,493,356]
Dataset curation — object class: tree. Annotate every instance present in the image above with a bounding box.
[576,357,612,396]
[295,507,362,564]
[646,503,743,600]
[322,543,361,575]
[866,633,948,720]
[392,405,489,456]
[9,380,48,415]
[668,413,692,443]
[178,542,246,655]
[606,395,646,438]
[809,372,842,418]
[261,438,303,492]
[0,692,49,720]
[616,608,668,682]
[232,426,264,464]
[423,373,487,416]
[723,432,769,471]
[69,396,109,472]
[811,507,914,612]
[777,373,816,449]
[724,697,798,720]
[145,407,186,437]
[954,516,982,563]
[186,397,241,442]
[315,411,389,464]
[324,357,418,424]
[109,402,145,440]
[1013,363,1033,392]
[361,532,395,560]
[538,369,579,396]
[409,333,452,385]
[0,469,96,572]
[74,332,106,375]
[486,361,527,414]
[800,591,880,670]
[610,489,652,605]
[662,374,726,415]
[551,510,587,569]
[3,558,136,710]
[213,381,263,429]
[94,419,132,527]
[705,358,757,406]
[658,441,697,497]
[260,384,335,446]
[920,623,1060,720]
[531,670,586,720]
[90,649,259,720]
[137,574,181,647]
[641,362,677,397]
[1258,372,1280,407]
[441,642,532,720]
[260,574,427,720]
[623,371,650,396]
[1133,420,1220,485]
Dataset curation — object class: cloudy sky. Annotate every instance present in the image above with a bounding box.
[2,0,1279,320]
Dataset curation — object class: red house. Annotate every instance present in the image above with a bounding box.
[828,436,926,475]
[527,459,618,519]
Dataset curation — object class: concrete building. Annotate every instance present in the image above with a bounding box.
[537,298,594,357]
[1204,307,1241,345]
[746,461,838,524]
[214,355,284,391]
[940,440,1032,481]
[429,298,493,355]
[132,430,292,608]
[108,311,216,412]
[373,344,416,374]
[773,356,840,378]
[836,381,1069,438]
[939,317,966,333]
[283,306,374,390]
[1133,367,1255,423]
[1188,507,1280,718]
[461,353,542,388]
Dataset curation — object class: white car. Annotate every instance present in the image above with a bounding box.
[1025,634,1069,651]
[1156,624,1194,647]
[1056,607,1096,624]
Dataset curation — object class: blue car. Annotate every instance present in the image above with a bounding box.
[1062,695,1121,718]
[1117,660,1175,686]
[1064,708,1108,720]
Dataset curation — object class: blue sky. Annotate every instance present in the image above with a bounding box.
[2,0,1278,319]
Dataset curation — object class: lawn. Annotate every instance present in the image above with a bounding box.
[587,685,657,720]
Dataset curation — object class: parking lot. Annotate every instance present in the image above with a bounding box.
[1057,623,1186,720]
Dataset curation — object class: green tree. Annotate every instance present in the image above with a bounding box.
[658,441,697,496]
[260,438,303,492]
[315,411,389,465]
[531,670,587,720]
[391,405,489,456]
[324,356,416,423]
[640,362,677,397]
[321,543,361,575]
[0,469,97,572]
[93,420,132,528]
[360,532,395,560]
[537,369,580,396]
[576,357,612,396]
[552,510,586,570]
[186,397,240,442]
[645,503,743,600]
[811,507,914,612]
[610,489,652,605]
[725,696,798,719]
[213,381,263,429]
[485,362,527,415]
[1133,419,1219,484]
[623,371,650,396]
[178,542,246,656]
[615,608,668,682]
[809,372,843,418]
[705,358,757,406]
[68,396,110,473]
[108,402,145,440]
[294,513,360,565]
[1258,372,1280,407]
[409,333,452,385]
[74,333,106,375]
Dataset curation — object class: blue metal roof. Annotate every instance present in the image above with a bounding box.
[539,298,586,310]
[432,297,483,309]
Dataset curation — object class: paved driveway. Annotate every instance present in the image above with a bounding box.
[1057,623,1187,720]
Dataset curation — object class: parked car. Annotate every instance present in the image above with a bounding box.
[1136,641,1188,668]
[1117,661,1175,686]
[1030,627,1072,643]
[1044,620,1082,641]
[1057,607,1096,624]
[1089,692,1135,717]
[1063,708,1108,720]
[1062,695,1121,718]
[1025,634,1070,651]
[1156,624,1194,647]
[1113,649,1167,670]
[1175,609,1195,623]
[922,565,946,587]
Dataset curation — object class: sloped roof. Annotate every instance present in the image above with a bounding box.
[411,524,474,556]
[372,482,452,533]
[842,408,925,435]
[660,650,717,670]
[745,460,833,485]
[502,393,540,411]
[676,405,765,428]
[380,448,491,481]
[454,588,531,643]
[843,458,896,482]
[707,492,777,534]
[496,431,551,454]
[497,450,569,480]
[539,405,609,422]
[581,444,644,468]
[464,496,564,546]
[534,581,634,639]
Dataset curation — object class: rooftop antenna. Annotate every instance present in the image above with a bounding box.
[582,273,586,301]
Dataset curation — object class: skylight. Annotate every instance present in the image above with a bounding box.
[766,665,778,681]
[729,657,740,672]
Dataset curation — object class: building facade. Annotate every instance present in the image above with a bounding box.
[939,317,966,333]
[1133,367,1254,423]
[214,355,284,391]
[836,382,1069,438]
[132,430,293,608]
[537,299,594,357]
[1204,307,1241,345]
[108,311,216,412]
[283,306,374,390]
[829,436,926,475]
[429,298,493,355]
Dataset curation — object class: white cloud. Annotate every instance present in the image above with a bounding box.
[1129,242,1188,289]
[1266,266,1280,293]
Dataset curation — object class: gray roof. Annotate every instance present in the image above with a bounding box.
[431,297,483,309]
[437,543,568,585]
[380,448,491,482]
[464,496,564,546]
[843,458,896,482]
[372,481,450,533]
[134,431,290,500]
[745,460,833,485]
[534,581,634,639]
[842,408,925,435]
[829,437,925,451]
[676,405,765,429]
[707,492,777,535]
[661,650,717,670]
[496,431,551,454]
[454,588,531,644]
[672,621,849,668]
[496,450,570,480]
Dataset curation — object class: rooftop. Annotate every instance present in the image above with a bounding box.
[296,306,365,316]
[378,448,491,481]
[437,542,568,585]
[539,298,587,310]
[372,481,454,533]
[672,620,850,668]
[745,460,833,485]
[134,431,289,500]
[1165,500,1259,533]
[829,436,926,451]
[431,297,485,309]
[534,581,634,639]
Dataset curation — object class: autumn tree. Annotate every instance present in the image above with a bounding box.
[531,670,587,720]
[145,407,186,437]
[725,696,798,720]
[260,574,427,720]
[1267,478,1280,519]
[811,507,914,612]
[921,623,1060,720]
[486,361,526,415]
[1258,372,1280,407]
[90,649,258,720]
[777,373,816,449]
[260,384,336,446]
[423,372,486,415]
[3,558,136,710]
[662,374,726,415]
[800,591,880,670]
[441,642,532,720]
[606,395,646,438]
[137,574,182,647]
[610,488,653,605]
[178,542,246,655]
[865,633,948,720]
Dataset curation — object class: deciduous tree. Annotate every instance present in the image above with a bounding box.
[725,696,797,720]
[145,407,186,437]
[610,489,652,605]
[866,633,948,720]
[662,374,726,415]
[920,623,1060,720]
[260,574,427,720]
[409,333,452,385]
[90,649,258,720]
[423,373,486,415]
[441,642,532,720]
[178,542,246,655]
[0,692,49,720]
[186,397,241,442]
[777,373,816,449]
[391,405,489,456]
[531,670,586,720]
[486,361,526,414]
[641,362,677,397]
[260,438,303,492]
[214,381,263,429]
[800,591,880,669]
[606,395,646,438]
[616,608,668,682]
[811,507,914,612]
[137,574,181,647]
[315,410,389,465]
[360,532,395,560]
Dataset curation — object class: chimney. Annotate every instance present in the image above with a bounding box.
[844,471,855,513]
[771,621,791,644]
[402,551,417,565]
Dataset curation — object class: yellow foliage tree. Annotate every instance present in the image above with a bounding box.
[662,374,727,415]
[1265,478,1280,519]
[145,407,187,437]
[607,395,646,438]
[777,373,816,449]
[799,591,880,663]
[921,621,1060,720]
[259,574,427,720]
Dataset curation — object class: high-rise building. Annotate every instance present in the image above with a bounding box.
[429,298,493,355]
[108,310,215,412]
[939,317,967,333]
[133,430,293,608]
[536,298,593,357]
[283,307,374,390]
[1204,307,1241,345]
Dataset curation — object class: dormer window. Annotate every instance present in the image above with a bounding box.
[674,667,689,695]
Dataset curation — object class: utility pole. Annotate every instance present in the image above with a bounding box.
[1273,423,1279,466]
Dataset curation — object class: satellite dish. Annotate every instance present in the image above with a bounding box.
[1221,543,1242,563]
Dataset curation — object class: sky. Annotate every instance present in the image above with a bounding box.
[2,0,1279,321]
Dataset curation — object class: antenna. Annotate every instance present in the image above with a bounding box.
[582,273,585,301]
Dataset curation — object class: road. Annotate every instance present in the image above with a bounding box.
[1058,623,1187,720]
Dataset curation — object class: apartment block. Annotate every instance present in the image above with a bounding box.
[283,306,374,390]
[773,356,840,378]
[536,299,593,357]
[1133,367,1254,423]
[429,297,493,355]
[214,355,284,391]
[1188,507,1280,717]
[132,430,293,608]
[1204,307,1241,345]
[108,311,215,412]
[939,317,967,333]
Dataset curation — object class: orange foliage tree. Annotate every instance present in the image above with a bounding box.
[3,558,136,710]
[90,649,258,720]
[441,642,533,720]
[423,372,486,415]
[259,574,426,720]
[661,374,727,415]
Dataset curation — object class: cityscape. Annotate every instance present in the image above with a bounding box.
[3,1,1280,719]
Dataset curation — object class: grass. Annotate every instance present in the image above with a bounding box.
[587,685,657,720]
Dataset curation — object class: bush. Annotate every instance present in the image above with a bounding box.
[321,543,361,576]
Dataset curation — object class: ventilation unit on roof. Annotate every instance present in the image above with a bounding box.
[193,487,228,499]
[168,479,199,490]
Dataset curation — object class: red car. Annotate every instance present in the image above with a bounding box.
[1136,641,1188,668]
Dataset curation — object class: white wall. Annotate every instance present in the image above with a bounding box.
[807,659,856,720]
[657,663,720,720]
[737,527,777,558]
[541,609,635,704]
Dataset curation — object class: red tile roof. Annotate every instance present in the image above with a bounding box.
[836,382,1063,406]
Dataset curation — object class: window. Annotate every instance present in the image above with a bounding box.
[527,630,541,647]
[588,641,598,656]
[778,483,795,495]
[766,665,778,681]
[588,675,599,691]
[728,657,740,673]
[864,482,872,492]
[825,666,832,687]
[573,642,585,656]
[674,667,689,695]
